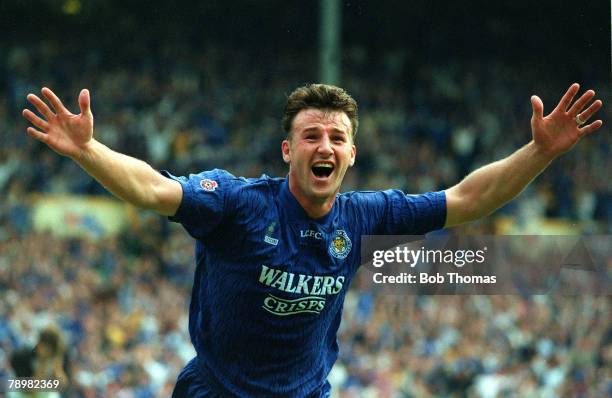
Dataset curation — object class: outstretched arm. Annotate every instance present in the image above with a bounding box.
[22,88,182,216]
[444,83,603,227]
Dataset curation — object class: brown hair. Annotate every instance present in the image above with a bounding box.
[282,83,358,140]
[38,327,63,356]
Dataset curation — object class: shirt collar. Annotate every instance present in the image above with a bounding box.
[280,177,336,225]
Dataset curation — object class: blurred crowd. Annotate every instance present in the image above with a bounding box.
[1,36,610,397]
[1,41,610,230]
[1,226,610,397]
[0,223,195,397]
[337,277,610,397]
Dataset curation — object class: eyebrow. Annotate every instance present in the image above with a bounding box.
[302,127,349,135]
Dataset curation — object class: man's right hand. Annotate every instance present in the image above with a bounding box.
[23,87,94,160]
[21,87,182,216]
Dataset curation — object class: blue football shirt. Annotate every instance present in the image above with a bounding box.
[163,169,446,397]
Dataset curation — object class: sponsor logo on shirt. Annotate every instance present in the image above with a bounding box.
[258,265,345,316]
[329,230,351,259]
[199,179,218,191]
[262,295,325,316]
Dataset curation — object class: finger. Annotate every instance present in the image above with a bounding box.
[78,89,92,116]
[531,95,544,121]
[27,94,55,120]
[578,120,603,136]
[22,109,49,131]
[41,87,71,115]
[576,100,603,123]
[26,127,49,144]
[554,83,580,112]
[567,90,595,116]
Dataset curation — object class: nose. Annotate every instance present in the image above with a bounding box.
[317,135,333,157]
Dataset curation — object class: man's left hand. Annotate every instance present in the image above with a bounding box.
[530,83,603,159]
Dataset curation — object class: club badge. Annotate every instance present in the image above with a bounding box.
[329,230,351,259]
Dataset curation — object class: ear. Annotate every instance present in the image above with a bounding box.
[281,139,291,164]
[349,144,356,167]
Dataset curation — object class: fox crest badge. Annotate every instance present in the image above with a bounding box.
[329,230,351,259]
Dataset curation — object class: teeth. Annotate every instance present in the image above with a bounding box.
[313,163,333,168]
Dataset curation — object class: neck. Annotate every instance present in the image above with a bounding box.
[287,176,336,219]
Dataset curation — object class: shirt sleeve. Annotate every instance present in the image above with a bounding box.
[378,189,447,235]
[160,168,235,240]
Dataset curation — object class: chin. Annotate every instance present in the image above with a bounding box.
[309,186,337,200]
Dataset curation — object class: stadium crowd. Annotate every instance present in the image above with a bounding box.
[1,228,610,396]
[1,37,610,397]
[1,41,610,227]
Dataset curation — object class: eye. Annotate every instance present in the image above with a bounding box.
[332,136,346,143]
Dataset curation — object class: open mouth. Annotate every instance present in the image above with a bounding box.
[311,163,334,178]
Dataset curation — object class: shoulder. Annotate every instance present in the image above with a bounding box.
[165,168,284,210]
[189,169,283,192]
[224,171,284,195]
[208,170,284,210]
[338,189,397,207]
[336,190,391,220]
[339,189,445,206]
[336,189,446,225]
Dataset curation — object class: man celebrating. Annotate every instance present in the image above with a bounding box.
[22,83,602,397]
